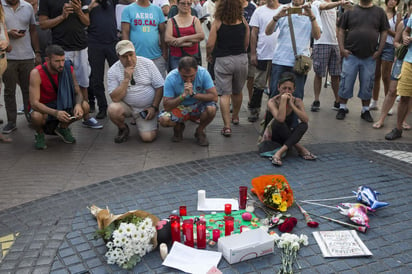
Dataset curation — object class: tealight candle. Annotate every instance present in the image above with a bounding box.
[224,203,232,215]
[212,229,221,242]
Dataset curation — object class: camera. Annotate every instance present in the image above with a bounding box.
[139,110,148,119]
[287,7,302,15]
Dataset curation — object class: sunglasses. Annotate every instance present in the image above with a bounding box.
[130,76,135,85]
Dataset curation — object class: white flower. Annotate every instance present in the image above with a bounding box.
[106,241,114,249]
[299,234,309,246]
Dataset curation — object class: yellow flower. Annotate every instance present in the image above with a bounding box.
[272,194,282,204]
[279,201,288,212]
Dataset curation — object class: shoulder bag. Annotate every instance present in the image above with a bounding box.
[288,15,312,75]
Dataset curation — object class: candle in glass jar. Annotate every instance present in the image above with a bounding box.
[179,206,187,216]
[212,229,220,242]
[239,186,248,209]
[196,220,206,249]
[182,219,194,247]
[224,203,232,215]
[224,216,234,236]
[170,215,181,243]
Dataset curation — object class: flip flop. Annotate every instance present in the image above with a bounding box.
[221,127,232,137]
[299,152,317,161]
[231,118,239,125]
[0,135,12,143]
[271,156,283,166]
[372,122,383,129]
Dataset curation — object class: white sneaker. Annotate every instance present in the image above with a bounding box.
[396,96,401,102]
[388,108,394,116]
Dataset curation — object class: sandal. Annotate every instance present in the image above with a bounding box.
[221,127,232,137]
[271,156,283,166]
[0,134,12,143]
[231,117,239,125]
[372,122,383,129]
[299,152,317,161]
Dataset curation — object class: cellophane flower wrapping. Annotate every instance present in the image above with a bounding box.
[90,205,159,269]
[251,175,294,212]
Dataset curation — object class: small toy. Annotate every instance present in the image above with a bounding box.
[337,203,373,228]
[353,186,389,209]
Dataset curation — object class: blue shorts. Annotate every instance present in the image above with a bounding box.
[338,55,376,100]
[269,64,306,99]
[380,42,395,62]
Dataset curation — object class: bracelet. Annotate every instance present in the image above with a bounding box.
[150,104,159,112]
[179,95,184,101]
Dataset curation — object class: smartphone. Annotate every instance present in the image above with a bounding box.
[18,29,26,34]
[69,116,76,120]
[139,110,148,119]
[288,7,302,15]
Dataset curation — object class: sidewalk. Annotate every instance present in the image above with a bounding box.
[0,69,411,273]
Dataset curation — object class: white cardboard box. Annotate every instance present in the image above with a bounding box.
[217,228,275,264]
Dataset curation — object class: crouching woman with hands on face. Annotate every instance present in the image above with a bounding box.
[267,72,316,166]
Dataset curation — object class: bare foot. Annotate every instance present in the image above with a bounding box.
[372,122,384,129]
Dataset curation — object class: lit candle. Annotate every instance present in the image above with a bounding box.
[179,206,187,216]
[212,229,220,242]
[225,216,234,236]
[196,220,206,249]
[239,186,248,210]
[224,203,232,215]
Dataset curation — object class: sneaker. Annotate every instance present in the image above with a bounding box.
[35,133,47,149]
[54,127,76,144]
[311,100,320,112]
[336,108,346,120]
[248,108,260,123]
[172,123,185,142]
[388,107,394,116]
[194,130,209,146]
[369,100,378,110]
[82,117,103,129]
[332,101,340,111]
[17,107,24,115]
[96,109,107,120]
[385,128,402,140]
[361,111,373,123]
[114,124,129,143]
[2,122,17,134]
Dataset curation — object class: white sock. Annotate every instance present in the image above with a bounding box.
[362,106,369,113]
[340,103,347,110]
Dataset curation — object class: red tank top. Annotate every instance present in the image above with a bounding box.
[170,17,199,57]
[37,63,58,104]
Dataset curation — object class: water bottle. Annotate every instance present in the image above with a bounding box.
[391,58,403,80]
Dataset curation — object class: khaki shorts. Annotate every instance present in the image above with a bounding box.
[64,48,91,88]
[215,53,248,96]
[117,101,158,132]
[254,60,271,89]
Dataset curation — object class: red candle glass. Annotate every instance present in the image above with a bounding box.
[224,216,234,236]
[170,215,181,243]
[179,206,187,216]
[239,186,248,209]
[182,219,194,247]
[196,220,207,249]
[224,203,232,215]
[212,229,221,242]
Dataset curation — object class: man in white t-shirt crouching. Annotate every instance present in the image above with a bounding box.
[107,40,164,143]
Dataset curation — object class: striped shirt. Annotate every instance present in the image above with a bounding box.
[107,56,164,112]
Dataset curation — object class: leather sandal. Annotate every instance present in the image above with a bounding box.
[221,127,232,137]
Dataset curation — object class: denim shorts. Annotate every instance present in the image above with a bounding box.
[338,55,375,100]
[65,48,91,88]
[380,42,395,62]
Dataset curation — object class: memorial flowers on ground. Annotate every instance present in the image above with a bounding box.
[272,233,309,274]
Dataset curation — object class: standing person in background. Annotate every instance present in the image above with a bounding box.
[0,1,10,142]
[248,0,280,123]
[165,0,204,70]
[385,10,412,140]
[370,0,401,112]
[310,0,350,112]
[374,0,412,130]
[87,0,118,120]
[202,0,216,79]
[121,0,168,78]
[39,0,103,129]
[206,0,249,137]
[2,0,41,136]
[335,0,389,122]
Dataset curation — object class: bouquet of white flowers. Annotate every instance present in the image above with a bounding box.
[90,205,159,270]
[272,233,308,274]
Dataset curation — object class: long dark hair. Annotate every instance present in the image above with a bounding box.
[214,0,243,24]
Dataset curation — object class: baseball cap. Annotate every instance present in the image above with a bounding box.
[116,40,135,56]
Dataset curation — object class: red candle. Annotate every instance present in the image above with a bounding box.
[212,229,220,242]
[179,206,187,216]
[170,215,181,243]
[224,203,232,215]
[196,220,206,249]
[239,186,248,209]
[183,219,194,247]
[225,216,234,236]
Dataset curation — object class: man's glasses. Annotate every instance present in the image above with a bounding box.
[179,2,191,6]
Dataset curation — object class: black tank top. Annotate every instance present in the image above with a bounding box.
[214,22,246,57]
